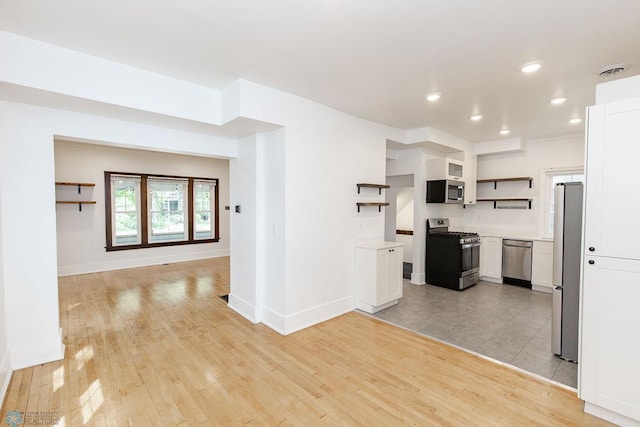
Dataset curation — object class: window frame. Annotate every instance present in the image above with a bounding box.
[110,174,142,246]
[193,179,217,241]
[538,167,584,239]
[105,171,219,251]
[147,177,189,244]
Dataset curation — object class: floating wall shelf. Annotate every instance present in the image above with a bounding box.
[357,183,390,195]
[356,202,390,212]
[476,198,532,209]
[55,181,96,211]
[55,181,96,194]
[55,201,97,211]
[477,177,533,189]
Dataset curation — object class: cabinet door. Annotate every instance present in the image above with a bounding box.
[386,247,403,300]
[480,237,502,279]
[531,241,554,289]
[581,256,640,420]
[584,101,640,259]
[463,151,477,205]
[446,158,464,181]
[375,249,390,303]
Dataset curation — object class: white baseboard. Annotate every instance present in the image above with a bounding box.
[532,284,553,294]
[280,296,354,335]
[227,293,258,324]
[410,272,425,285]
[232,295,355,336]
[260,306,286,334]
[0,349,12,409]
[480,276,503,284]
[10,328,65,370]
[584,402,640,426]
[57,248,230,276]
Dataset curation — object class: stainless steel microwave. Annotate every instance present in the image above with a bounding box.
[426,179,464,204]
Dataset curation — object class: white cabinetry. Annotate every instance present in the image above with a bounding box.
[479,237,502,283]
[355,242,403,313]
[583,102,640,260]
[428,157,464,181]
[531,241,553,292]
[581,257,640,423]
[581,96,640,424]
[463,151,477,205]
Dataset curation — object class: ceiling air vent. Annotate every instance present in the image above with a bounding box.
[595,63,631,78]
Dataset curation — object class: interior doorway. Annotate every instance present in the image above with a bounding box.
[385,174,415,280]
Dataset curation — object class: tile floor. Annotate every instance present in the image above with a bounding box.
[370,279,578,388]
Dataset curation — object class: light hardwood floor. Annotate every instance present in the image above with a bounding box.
[2,258,611,425]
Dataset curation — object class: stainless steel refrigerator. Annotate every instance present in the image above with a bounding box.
[551,182,583,362]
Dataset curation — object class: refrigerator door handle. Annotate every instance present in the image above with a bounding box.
[552,286,562,356]
[552,184,565,287]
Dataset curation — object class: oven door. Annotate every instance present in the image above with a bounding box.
[460,241,480,276]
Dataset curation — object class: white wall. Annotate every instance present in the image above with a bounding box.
[229,134,260,322]
[0,31,221,125]
[259,128,286,328]
[386,147,466,284]
[463,134,585,236]
[0,32,412,369]
[396,188,414,230]
[54,140,230,275]
[0,100,237,375]
[0,181,10,400]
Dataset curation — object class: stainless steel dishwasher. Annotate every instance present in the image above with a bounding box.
[502,239,533,287]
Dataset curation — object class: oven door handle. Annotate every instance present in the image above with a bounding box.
[462,242,481,249]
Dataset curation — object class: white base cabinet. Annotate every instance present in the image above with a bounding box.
[580,256,640,423]
[355,242,403,313]
[480,236,502,282]
[531,241,553,292]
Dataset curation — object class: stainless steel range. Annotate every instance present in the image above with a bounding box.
[426,218,480,290]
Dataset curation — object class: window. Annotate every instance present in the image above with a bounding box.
[148,178,188,243]
[111,175,141,246]
[542,169,584,236]
[194,179,216,240]
[105,172,219,250]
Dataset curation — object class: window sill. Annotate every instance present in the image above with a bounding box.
[106,238,219,251]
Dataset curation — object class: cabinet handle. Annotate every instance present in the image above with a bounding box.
[588,247,595,252]
[588,259,595,265]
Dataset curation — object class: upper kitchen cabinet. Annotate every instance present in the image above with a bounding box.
[428,157,464,181]
[583,99,640,260]
[463,151,477,205]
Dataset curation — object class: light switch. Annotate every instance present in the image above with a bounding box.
[235,205,241,213]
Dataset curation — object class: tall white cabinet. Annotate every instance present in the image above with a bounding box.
[355,242,403,313]
[580,96,640,425]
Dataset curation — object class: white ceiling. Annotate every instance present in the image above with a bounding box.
[1,0,639,142]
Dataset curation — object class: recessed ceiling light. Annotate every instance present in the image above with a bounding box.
[520,62,542,73]
[425,93,441,102]
[499,129,510,135]
[550,97,567,105]
[470,114,482,121]
[569,118,582,125]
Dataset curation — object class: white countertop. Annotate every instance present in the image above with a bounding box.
[355,241,404,250]
[467,229,553,242]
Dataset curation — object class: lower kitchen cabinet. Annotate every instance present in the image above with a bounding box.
[355,242,403,313]
[479,236,502,282]
[581,256,640,423]
[531,240,553,292]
